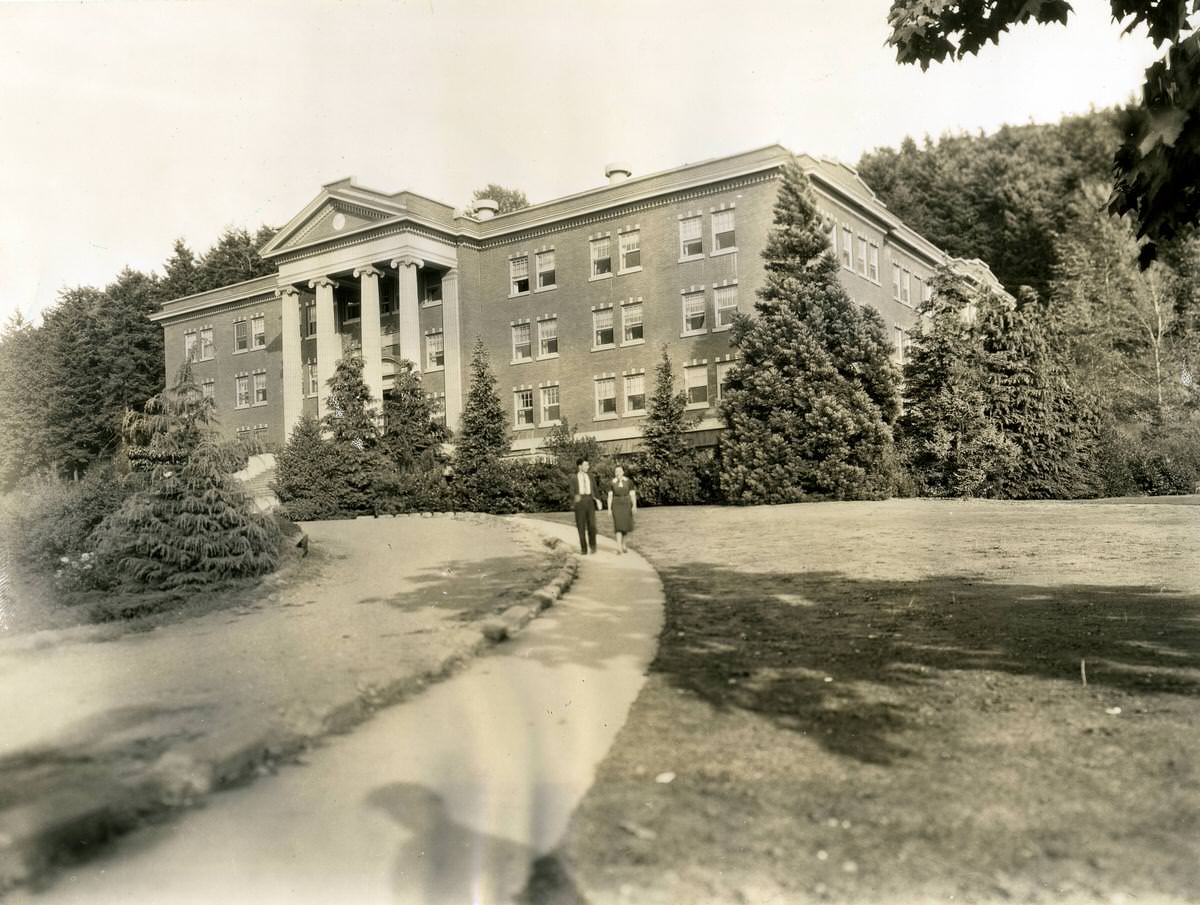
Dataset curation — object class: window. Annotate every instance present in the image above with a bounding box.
[541,385,560,424]
[911,275,923,306]
[842,227,853,269]
[429,393,446,426]
[856,236,867,275]
[199,328,214,361]
[184,331,197,361]
[251,316,265,349]
[590,237,612,278]
[536,251,556,290]
[624,373,646,414]
[423,278,442,306]
[714,285,738,328]
[680,217,703,258]
[510,256,530,295]
[894,326,906,364]
[868,242,879,282]
[712,210,736,252]
[622,302,644,344]
[512,323,532,361]
[235,375,250,408]
[716,360,735,399]
[514,389,535,428]
[593,308,615,348]
[685,364,709,406]
[343,297,361,323]
[892,262,902,300]
[619,231,641,271]
[901,269,911,304]
[682,291,706,334]
[381,287,395,315]
[594,377,617,417]
[306,362,319,397]
[253,371,267,404]
[305,298,317,337]
[202,378,215,400]
[826,217,838,256]
[234,321,249,352]
[538,318,558,357]
[426,331,445,369]
[923,279,933,304]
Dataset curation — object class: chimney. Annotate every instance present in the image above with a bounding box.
[474,198,499,220]
[605,162,632,184]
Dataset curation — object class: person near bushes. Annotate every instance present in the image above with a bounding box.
[606,465,637,554]
[571,457,600,554]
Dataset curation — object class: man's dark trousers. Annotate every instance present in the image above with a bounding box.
[573,497,597,554]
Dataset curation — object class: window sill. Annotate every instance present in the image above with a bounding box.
[426,365,445,373]
[593,413,619,422]
[421,301,443,308]
[343,318,361,325]
[621,338,645,347]
[713,324,734,333]
[624,410,647,419]
[678,254,704,264]
[618,265,643,276]
[252,343,267,351]
[233,349,248,355]
[589,272,613,283]
[680,329,708,338]
[536,352,559,361]
[253,401,269,408]
[535,284,557,293]
[710,246,738,257]
[511,357,533,366]
[591,344,616,353]
[509,290,530,299]
[513,423,535,432]
[686,401,711,411]
[539,419,562,428]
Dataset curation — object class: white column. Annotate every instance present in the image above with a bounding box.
[278,286,303,443]
[440,267,464,431]
[390,256,423,370]
[308,276,339,420]
[354,265,384,414]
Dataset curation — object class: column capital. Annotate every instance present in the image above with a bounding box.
[308,276,339,290]
[278,285,302,299]
[353,265,384,280]
[390,256,424,271]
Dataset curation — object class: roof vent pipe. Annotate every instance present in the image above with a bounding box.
[605,162,632,184]
[474,198,499,220]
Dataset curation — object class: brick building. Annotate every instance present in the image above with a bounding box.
[150,145,1001,453]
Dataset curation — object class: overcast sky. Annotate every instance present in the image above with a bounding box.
[0,0,1163,324]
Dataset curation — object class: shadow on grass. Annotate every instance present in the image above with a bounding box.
[652,565,1200,765]
[358,552,566,622]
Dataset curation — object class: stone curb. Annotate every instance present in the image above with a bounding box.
[0,514,577,895]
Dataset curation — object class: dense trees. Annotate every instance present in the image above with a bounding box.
[471,184,529,214]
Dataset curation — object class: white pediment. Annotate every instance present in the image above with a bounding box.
[261,185,405,259]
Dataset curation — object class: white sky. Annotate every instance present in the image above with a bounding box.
[0,0,1164,324]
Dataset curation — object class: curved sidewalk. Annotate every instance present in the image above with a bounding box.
[10,521,665,905]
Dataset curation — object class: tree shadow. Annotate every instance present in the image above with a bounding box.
[652,565,1200,765]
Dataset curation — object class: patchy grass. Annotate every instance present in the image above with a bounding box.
[541,498,1200,905]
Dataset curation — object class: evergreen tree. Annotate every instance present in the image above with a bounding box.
[380,361,448,470]
[195,226,277,292]
[272,414,344,520]
[719,157,898,503]
[0,313,50,488]
[93,364,278,590]
[898,269,1018,497]
[453,338,511,510]
[160,239,200,300]
[321,356,386,513]
[637,347,700,505]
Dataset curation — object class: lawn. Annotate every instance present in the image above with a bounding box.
[539,498,1200,905]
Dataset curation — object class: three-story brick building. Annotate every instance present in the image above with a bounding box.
[150,145,1001,453]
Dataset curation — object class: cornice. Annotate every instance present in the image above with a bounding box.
[151,291,279,325]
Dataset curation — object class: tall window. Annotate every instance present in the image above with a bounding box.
[855,236,867,275]
[235,375,250,408]
[594,377,617,417]
[536,250,556,290]
[426,330,445,369]
[541,385,560,424]
[895,326,907,364]
[901,269,911,304]
[514,389,535,427]
[234,321,249,352]
[922,279,933,304]
[911,275,923,306]
[826,217,838,257]
[712,210,736,252]
[199,328,214,361]
[619,231,641,271]
[422,277,442,306]
[510,256,530,295]
[590,237,612,277]
[344,297,361,323]
[305,298,317,336]
[714,285,738,328]
[538,318,558,357]
[682,291,706,334]
[593,308,614,347]
[185,331,197,361]
[868,241,880,282]
[622,301,643,343]
[842,227,853,269]
[685,364,709,406]
[202,378,215,400]
[892,262,902,300]
[716,360,734,399]
[253,371,267,404]
[251,315,266,348]
[306,362,319,397]
[679,216,703,258]
[624,373,646,414]
[512,323,532,361]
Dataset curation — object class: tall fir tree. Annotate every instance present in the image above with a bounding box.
[637,347,700,505]
[195,226,278,292]
[453,338,511,510]
[719,157,899,503]
[380,361,448,471]
[0,313,51,488]
[321,356,386,513]
[160,239,200,301]
[272,414,344,520]
[898,269,1018,497]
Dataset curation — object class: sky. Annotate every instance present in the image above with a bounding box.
[0,0,1165,325]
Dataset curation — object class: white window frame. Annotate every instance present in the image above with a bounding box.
[901,269,911,304]
[540,385,561,426]
[685,364,710,408]
[511,322,533,362]
[594,376,617,419]
[624,373,646,415]
[235,375,250,409]
[618,231,642,273]
[714,285,738,329]
[201,378,215,400]
[198,327,214,361]
[622,301,644,345]
[304,298,317,337]
[842,227,854,270]
[251,315,266,349]
[343,297,361,324]
[537,317,559,358]
[855,235,867,276]
[234,320,249,353]
[826,218,838,257]
[682,291,706,335]
[535,250,556,291]
[892,262,902,300]
[514,389,535,429]
[590,237,612,280]
[679,216,703,260]
[426,330,445,370]
[510,256,530,296]
[592,307,615,349]
[252,371,267,405]
[895,326,907,364]
[868,241,880,283]
[422,277,443,307]
[712,209,736,254]
[306,362,319,397]
[716,360,735,400]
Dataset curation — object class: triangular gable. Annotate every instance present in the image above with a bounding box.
[260,181,406,258]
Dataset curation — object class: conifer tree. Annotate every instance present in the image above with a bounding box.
[321,356,386,513]
[453,338,511,510]
[898,269,1018,497]
[719,157,898,503]
[93,364,278,590]
[637,347,700,505]
[380,361,448,471]
[272,414,344,520]
[0,313,50,489]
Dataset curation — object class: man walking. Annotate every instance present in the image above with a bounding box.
[571,457,599,554]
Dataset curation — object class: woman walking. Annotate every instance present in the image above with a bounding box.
[606,465,637,554]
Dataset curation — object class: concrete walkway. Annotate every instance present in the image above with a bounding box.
[12,524,664,905]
